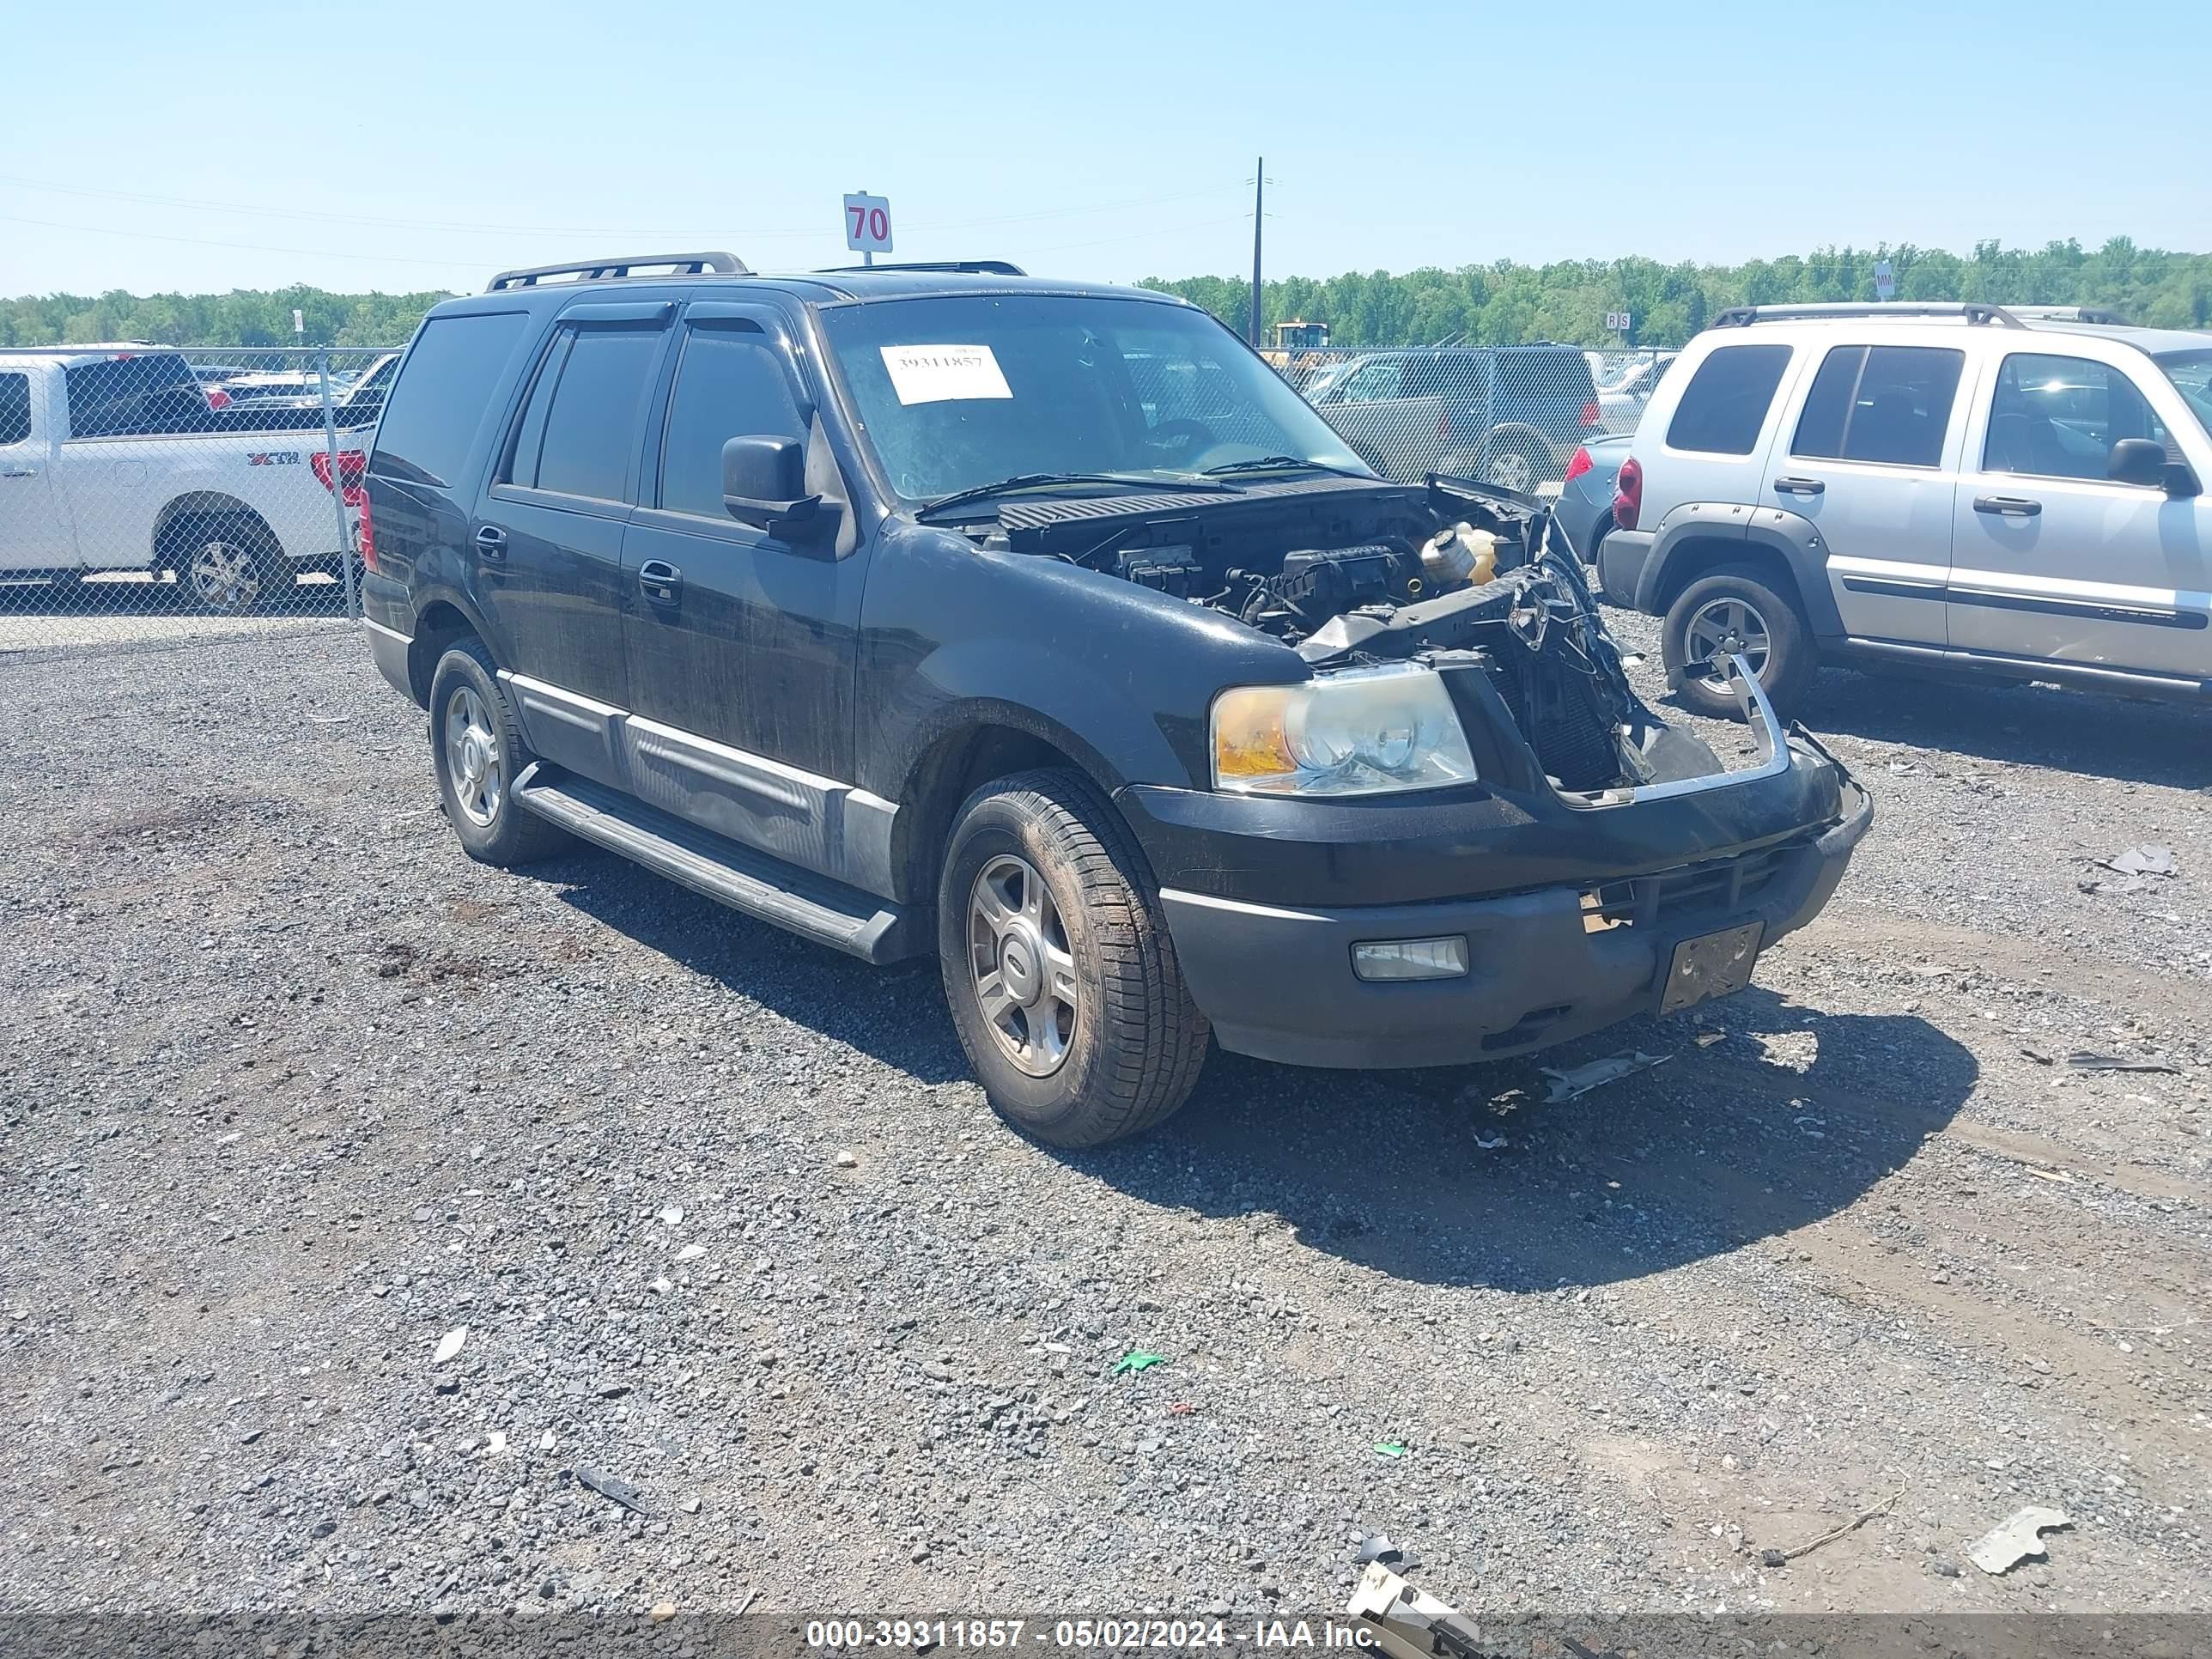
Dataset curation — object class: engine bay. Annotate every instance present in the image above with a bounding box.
[990,476,1713,795]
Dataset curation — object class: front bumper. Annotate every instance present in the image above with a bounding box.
[1125,661,1872,1069]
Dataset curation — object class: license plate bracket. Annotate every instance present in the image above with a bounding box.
[1661,921,1764,1015]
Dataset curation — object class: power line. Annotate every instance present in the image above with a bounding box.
[0,173,1246,243]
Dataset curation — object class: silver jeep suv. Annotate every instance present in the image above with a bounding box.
[1596,302,2212,718]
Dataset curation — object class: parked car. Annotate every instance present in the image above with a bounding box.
[1597,352,1676,430]
[1597,302,2212,718]
[0,345,369,610]
[361,253,1869,1147]
[1553,433,1632,585]
[1299,345,1605,491]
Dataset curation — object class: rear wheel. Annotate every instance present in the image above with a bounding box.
[1475,430,1553,495]
[172,515,283,616]
[938,769,1208,1148]
[1662,564,1816,720]
[427,637,569,867]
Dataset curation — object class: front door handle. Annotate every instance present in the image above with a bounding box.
[1772,476,1826,496]
[0,466,35,479]
[474,525,508,560]
[1973,495,2043,518]
[638,558,683,605]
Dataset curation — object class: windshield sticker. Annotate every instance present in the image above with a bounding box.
[879,344,1013,406]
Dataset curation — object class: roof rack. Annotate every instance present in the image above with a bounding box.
[485,252,748,293]
[1714,302,2027,329]
[2002,305,2130,325]
[810,259,1027,276]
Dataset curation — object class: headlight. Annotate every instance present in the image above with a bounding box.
[1210,663,1478,797]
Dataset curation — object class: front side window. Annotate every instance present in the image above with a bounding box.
[1984,353,2167,481]
[1791,344,1963,468]
[818,295,1363,502]
[512,325,664,502]
[656,325,805,520]
[1666,343,1792,455]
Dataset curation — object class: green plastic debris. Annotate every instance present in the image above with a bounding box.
[1372,1440,1408,1459]
[1112,1351,1167,1376]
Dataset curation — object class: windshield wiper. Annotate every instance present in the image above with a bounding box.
[1199,455,1376,479]
[915,471,1236,521]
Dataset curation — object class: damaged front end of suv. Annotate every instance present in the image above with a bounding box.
[990,472,1873,1070]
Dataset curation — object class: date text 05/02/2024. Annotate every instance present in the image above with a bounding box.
[803,1619,1379,1650]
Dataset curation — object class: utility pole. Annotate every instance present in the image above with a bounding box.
[1248,156,1264,347]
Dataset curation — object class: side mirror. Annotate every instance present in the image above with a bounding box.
[2106,437,2168,489]
[722,434,823,534]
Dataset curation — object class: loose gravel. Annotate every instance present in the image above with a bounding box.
[1,622,2206,1620]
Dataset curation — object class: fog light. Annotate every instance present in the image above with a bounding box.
[1352,936,1469,981]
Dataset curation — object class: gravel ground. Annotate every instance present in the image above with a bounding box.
[2,622,2206,1622]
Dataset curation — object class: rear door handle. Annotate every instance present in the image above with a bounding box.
[474,525,508,560]
[1973,495,2042,518]
[0,466,35,478]
[638,558,682,605]
[1772,476,1826,496]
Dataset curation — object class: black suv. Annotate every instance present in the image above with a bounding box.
[362,252,1870,1146]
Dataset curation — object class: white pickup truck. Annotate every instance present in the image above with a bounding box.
[0,343,373,612]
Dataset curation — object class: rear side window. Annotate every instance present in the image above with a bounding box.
[1666,344,1792,455]
[0,374,28,446]
[1791,345,1964,468]
[656,325,805,520]
[521,326,663,503]
[371,311,530,489]
[62,354,204,438]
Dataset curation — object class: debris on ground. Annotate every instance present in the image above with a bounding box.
[674,1243,706,1262]
[2099,844,2177,878]
[1694,1027,1727,1048]
[1346,1563,1482,1659]
[1371,1440,1407,1459]
[834,1149,860,1168]
[1354,1534,1419,1569]
[573,1465,649,1516]
[1474,1132,1509,1152]
[1967,1506,2071,1575]
[432,1327,467,1364]
[1762,1482,1905,1565]
[1110,1351,1165,1376]
[659,1206,683,1226]
[1540,1050,1669,1103]
[649,1601,677,1623]
[2065,1051,2180,1074]
[2021,1046,2056,1065]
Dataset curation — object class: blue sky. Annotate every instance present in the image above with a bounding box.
[5,0,2205,297]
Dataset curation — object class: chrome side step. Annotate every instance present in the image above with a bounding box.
[512,765,921,964]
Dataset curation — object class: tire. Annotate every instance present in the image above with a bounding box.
[426,637,569,867]
[1661,564,1817,720]
[938,769,1208,1148]
[169,514,283,616]
[1474,431,1553,495]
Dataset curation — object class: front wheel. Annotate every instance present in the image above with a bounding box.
[1661,565,1816,720]
[938,769,1208,1148]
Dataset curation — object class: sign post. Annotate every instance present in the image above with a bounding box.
[842,192,893,267]
[1875,259,1895,302]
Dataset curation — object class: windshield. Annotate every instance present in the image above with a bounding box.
[2154,349,2212,440]
[817,294,1367,503]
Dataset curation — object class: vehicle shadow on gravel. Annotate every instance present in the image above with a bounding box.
[545,854,1973,1292]
[1073,985,1978,1292]
[1790,667,2212,790]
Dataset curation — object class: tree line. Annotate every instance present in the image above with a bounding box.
[3,240,2207,349]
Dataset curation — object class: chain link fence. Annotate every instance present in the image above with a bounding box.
[0,344,392,657]
[1264,343,1674,489]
